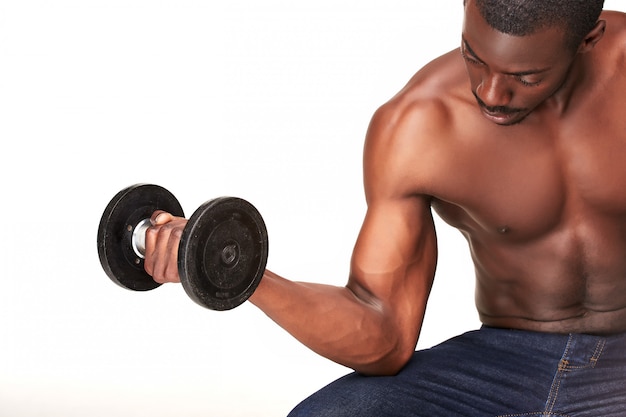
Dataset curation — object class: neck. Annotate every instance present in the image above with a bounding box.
[541,53,589,117]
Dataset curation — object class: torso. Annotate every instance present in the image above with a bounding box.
[398,11,626,334]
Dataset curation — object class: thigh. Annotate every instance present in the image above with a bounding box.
[288,327,568,417]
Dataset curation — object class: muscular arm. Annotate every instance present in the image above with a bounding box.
[144,96,440,375]
[251,200,436,375]
[249,104,439,375]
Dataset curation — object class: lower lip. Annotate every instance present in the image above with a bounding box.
[481,109,517,125]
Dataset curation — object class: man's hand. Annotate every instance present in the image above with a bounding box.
[143,210,188,284]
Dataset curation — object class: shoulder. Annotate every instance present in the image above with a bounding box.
[363,49,471,201]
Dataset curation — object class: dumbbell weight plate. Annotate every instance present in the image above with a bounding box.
[179,197,268,311]
[97,184,185,291]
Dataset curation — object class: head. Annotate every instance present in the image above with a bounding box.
[462,0,606,125]
[468,0,604,52]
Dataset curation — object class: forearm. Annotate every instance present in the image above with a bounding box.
[249,269,416,375]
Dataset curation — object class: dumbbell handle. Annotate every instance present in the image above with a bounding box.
[131,218,152,259]
[131,217,240,267]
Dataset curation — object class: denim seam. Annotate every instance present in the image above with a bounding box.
[539,336,608,417]
[496,338,575,417]
[558,339,606,371]
[544,335,574,414]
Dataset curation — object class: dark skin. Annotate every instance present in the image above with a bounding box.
[144,1,626,376]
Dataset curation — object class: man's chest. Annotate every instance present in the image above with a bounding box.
[428,117,626,239]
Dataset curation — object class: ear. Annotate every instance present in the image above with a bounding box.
[577,20,606,53]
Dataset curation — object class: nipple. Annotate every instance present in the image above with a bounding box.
[497,226,510,234]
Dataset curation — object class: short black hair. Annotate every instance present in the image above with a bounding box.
[465,0,604,50]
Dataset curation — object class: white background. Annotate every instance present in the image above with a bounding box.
[1,1,624,416]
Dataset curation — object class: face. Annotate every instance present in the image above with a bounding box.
[462,0,578,126]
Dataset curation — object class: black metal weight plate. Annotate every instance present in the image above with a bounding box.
[179,197,268,311]
[97,184,185,291]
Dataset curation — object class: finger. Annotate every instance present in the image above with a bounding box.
[151,210,174,225]
[162,225,183,282]
[145,221,182,283]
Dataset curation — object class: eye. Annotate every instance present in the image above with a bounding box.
[515,76,542,87]
[460,49,482,65]
[461,53,481,65]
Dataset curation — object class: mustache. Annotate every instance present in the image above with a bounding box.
[473,92,527,115]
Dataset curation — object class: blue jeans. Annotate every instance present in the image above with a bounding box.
[288,326,626,416]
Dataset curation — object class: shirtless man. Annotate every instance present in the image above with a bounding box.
[144,0,626,415]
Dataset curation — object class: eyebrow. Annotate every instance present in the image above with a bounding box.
[462,37,552,76]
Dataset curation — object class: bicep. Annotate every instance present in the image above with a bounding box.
[346,96,446,348]
[348,196,438,322]
[350,101,440,308]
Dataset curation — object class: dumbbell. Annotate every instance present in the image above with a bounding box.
[97,184,268,311]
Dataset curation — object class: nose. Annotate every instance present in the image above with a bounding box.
[476,74,512,109]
